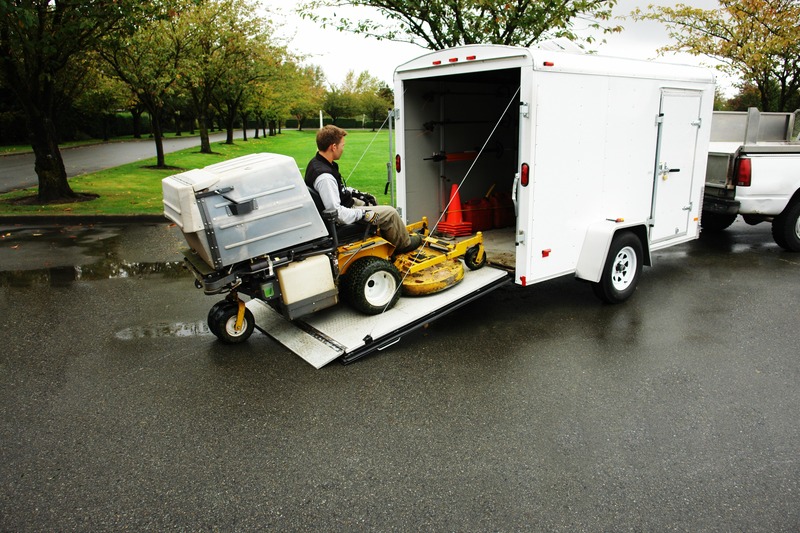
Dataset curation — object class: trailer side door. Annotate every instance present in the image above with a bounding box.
[650,89,704,243]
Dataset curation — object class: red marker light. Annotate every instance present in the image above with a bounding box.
[449,57,458,63]
[543,61,555,67]
[432,60,442,65]
[542,249,551,258]
[395,154,402,172]
[520,163,530,187]
[466,55,476,60]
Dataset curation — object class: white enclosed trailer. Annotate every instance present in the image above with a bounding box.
[394,44,715,298]
[193,45,715,367]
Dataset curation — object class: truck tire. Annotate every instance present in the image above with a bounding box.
[771,201,800,252]
[342,256,402,315]
[592,231,643,304]
[701,211,736,232]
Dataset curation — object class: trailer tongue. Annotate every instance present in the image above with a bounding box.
[248,265,509,367]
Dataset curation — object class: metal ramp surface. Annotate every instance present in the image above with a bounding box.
[247,266,510,368]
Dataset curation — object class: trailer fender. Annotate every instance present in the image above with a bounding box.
[575,221,651,283]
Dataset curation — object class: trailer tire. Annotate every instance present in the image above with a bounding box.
[210,303,255,344]
[464,245,487,270]
[701,211,736,232]
[592,232,643,304]
[771,201,800,252]
[342,256,402,315]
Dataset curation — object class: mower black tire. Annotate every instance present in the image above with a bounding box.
[209,302,255,344]
[342,256,402,315]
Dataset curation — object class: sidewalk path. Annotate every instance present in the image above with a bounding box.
[0,130,244,193]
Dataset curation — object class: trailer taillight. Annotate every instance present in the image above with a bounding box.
[735,157,751,187]
[520,163,530,186]
[395,154,401,172]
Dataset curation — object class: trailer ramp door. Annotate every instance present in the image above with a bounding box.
[651,89,703,243]
[247,266,510,368]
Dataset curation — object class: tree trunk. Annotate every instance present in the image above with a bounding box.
[26,111,75,202]
[150,110,166,167]
[199,114,212,153]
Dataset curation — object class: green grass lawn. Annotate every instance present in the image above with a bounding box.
[0,129,394,216]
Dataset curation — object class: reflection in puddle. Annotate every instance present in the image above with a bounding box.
[116,321,212,340]
[0,261,187,287]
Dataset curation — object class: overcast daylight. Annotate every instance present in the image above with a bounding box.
[262,0,731,90]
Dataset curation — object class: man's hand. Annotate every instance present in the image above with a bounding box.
[351,189,377,206]
[362,210,377,224]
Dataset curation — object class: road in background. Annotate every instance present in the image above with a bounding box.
[0,131,244,193]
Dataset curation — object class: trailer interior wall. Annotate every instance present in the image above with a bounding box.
[399,68,521,225]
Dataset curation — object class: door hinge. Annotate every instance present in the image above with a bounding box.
[691,118,702,127]
[520,102,529,118]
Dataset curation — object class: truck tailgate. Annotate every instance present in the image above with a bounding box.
[247,266,510,368]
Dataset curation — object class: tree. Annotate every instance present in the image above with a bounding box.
[298,0,621,49]
[0,0,157,202]
[289,65,326,131]
[340,70,393,130]
[323,87,357,125]
[632,0,800,112]
[100,8,190,168]
[180,0,272,153]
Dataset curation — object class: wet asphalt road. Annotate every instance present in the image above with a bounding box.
[0,219,798,531]
[0,131,242,193]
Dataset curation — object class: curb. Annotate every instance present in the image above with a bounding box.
[0,215,169,226]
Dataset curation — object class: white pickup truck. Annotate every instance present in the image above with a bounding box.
[702,107,800,251]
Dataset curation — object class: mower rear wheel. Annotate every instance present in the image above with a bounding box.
[342,256,402,315]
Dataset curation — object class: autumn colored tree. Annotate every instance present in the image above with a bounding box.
[632,0,800,112]
[298,0,621,49]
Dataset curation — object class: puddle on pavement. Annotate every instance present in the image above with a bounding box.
[0,224,188,287]
[115,321,213,340]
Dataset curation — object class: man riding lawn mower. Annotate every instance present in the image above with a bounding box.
[162,152,487,345]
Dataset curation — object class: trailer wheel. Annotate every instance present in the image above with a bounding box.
[771,201,800,252]
[343,256,402,315]
[701,211,736,232]
[209,303,254,344]
[464,245,487,270]
[592,232,643,304]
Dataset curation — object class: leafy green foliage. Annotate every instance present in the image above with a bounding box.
[298,0,621,49]
[632,0,800,112]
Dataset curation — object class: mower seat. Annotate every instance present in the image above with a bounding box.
[307,186,376,244]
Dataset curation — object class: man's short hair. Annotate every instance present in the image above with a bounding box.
[316,125,347,151]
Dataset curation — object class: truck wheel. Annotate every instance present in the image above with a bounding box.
[701,211,736,232]
[464,245,487,270]
[771,201,800,252]
[343,256,402,315]
[209,303,255,344]
[592,232,643,304]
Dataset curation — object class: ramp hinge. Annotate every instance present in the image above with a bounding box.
[363,334,374,345]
